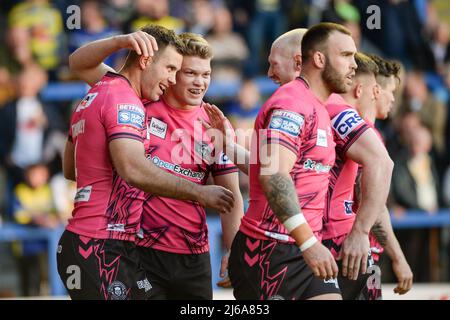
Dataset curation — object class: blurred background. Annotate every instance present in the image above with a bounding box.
[0,0,449,299]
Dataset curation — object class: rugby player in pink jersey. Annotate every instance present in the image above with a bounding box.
[225,23,361,300]
[321,53,394,300]
[67,32,244,299]
[353,54,413,296]
[58,25,235,300]
[137,33,243,299]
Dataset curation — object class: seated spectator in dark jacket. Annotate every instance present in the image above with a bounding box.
[390,115,439,282]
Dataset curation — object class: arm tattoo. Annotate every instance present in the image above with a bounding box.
[264,173,301,223]
[371,220,388,247]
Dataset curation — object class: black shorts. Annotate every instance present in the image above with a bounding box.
[57,230,151,300]
[137,246,212,300]
[323,236,383,300]
[228,231,341,300]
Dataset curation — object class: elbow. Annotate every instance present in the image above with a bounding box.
[119,165,140,187]
[258,173,270,187]
[63,171,75,181]
[68,52,77,73]
[382,155,394,176]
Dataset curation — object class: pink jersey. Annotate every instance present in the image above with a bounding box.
[322,94,370,240]
[240,78,336,243]
[66,72,147,241]
[135,98,238,254]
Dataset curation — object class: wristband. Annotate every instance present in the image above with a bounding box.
[283,213,306,233]
[299,236,318,252]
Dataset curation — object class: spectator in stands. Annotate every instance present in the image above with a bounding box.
[12,163,61,296]
[124,0,185,34]
[389,115,439,282]
[430,21,450,75]
[8,0,64,79]
[102,0,135,29]
[399,70,447,159]
[355,0,435,70]
[185,0,216,35]
[68,0,121,68]
[228,0,289,76]
[0,64,62,187]
[205,6,249,85]
[321,1,384,57]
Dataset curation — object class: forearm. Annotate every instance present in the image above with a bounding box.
[69,36,120,71]
[225,141,249,175]
[220,195,244,250]
[260,173,314,245]
[375,207,407,263]
[129,159,201,202]
[353,160,393,234]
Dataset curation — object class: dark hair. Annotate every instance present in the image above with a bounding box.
[367,54,401,87]
[355,52,378,77]
[123,24,184,69]
[301,22,352,63]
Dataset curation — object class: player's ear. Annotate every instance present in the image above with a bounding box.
[294,54,302,71]
[138,55,152,70]
[313,51,325,69]
[355,83,362,99]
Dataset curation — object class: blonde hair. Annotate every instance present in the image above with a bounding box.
[178,32,213,59]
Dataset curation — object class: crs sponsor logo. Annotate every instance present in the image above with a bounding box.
[331,109,364,139]
[76,93,98,112]
[268,109,304,137]
[117,104,145,129]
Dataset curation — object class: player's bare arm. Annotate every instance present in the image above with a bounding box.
[202,103,250,175]
[213,172,244,288]
[69,31,158,86]
[343,129,394,279]
[63,139,75,181]
[259,142,338,280]
[376,207,413,295]
[109,138,235,213]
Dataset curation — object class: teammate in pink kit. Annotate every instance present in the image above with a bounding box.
[322,53,394,300]
[227,23,358,300]
[136,34,243,299]
[354,54,413,296]
[67,32,244,299]
[58,26,234,300]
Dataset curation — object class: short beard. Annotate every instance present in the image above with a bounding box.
[322,57,348,94]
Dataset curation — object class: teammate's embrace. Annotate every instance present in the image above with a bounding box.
[58,25,234,300]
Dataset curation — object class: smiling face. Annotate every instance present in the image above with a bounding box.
[141,45,183,102]
[164,55,211,108]
[321,31,357,94]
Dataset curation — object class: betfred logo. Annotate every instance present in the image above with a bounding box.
[331,109,364,139]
